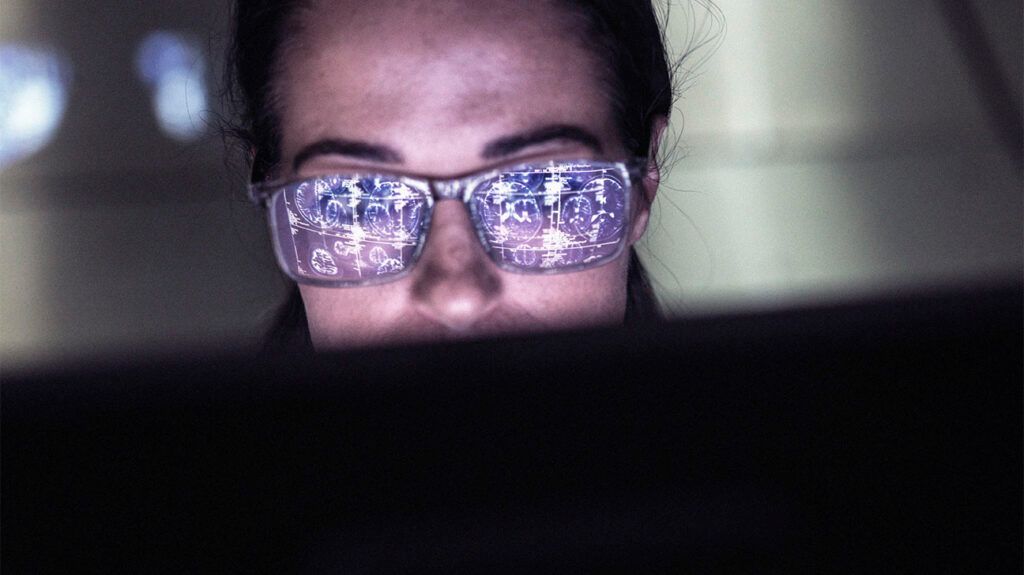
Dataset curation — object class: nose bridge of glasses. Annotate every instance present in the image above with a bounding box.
[430,178,466,202]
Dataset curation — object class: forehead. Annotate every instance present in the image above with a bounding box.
[275,0,618,172]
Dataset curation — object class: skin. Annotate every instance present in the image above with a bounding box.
[275,0,663,349]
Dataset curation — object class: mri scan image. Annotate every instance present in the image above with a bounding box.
[270,161,630,284]
[471,162,629,271]
[274,176,427,282]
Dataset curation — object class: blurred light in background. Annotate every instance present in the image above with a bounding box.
[0,43,71,170]
[134,31,209,141]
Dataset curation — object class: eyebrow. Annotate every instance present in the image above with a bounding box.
[291,123,604,173]
[482,124,604,159]
[292,139,404,172]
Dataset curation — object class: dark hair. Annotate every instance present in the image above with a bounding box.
[225,0,681,351]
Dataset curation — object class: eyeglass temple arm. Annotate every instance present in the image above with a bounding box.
[626,157,649,182]
[247,150,279,205]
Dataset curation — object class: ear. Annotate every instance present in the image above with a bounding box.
[629,115,669,245]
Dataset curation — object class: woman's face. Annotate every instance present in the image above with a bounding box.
[275,0,656,349]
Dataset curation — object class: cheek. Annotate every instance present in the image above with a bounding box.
[501,257,630,326]
[298,283,409,346]
[299,254,630,349]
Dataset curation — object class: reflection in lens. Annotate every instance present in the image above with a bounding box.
[505,197,543,241]
[512,244,538,267]
[472,162,629,272]
[561,195,594,238]
[363,181,423,241]
[477,180,522,239]
[584,177,627,241]
[272,165,627,282]
[475,180,544,242]
[322,197,347,228]
[274,177,427,283]
[294,180,322,225]
[310,248,338,276]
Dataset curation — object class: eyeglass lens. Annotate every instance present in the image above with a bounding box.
[268,162,630,285]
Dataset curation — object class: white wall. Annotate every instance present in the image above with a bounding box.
[642,0,1021,313]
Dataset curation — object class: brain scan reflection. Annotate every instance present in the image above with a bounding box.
[470,162,629,271]
[265,161,630,286]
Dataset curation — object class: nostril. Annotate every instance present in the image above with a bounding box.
[411,257,503,331]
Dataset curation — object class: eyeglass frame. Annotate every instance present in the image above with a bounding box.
[248,156,650,288]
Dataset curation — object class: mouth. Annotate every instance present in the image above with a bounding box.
[383,309,553,349]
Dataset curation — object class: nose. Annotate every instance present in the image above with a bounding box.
[410,200,502,331]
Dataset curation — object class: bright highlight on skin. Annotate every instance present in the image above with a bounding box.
[134,31,209,142]
[0,44,71,170]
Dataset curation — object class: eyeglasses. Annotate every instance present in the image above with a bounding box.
[248,158,646,287]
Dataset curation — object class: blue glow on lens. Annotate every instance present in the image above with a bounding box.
[0,44,71,170]
[135,31,209,141]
